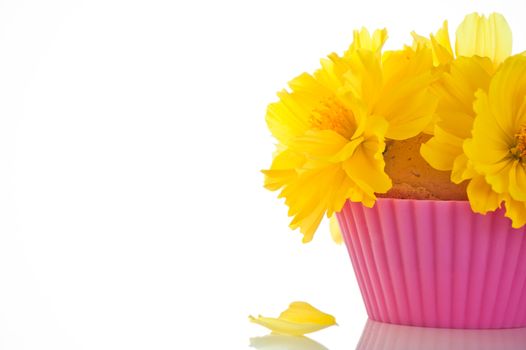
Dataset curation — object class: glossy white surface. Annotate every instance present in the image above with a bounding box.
[1,0,525,349]
[250,321,526,350]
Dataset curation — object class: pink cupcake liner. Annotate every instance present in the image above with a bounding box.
[357,319,526,349]
[336,198,526,329]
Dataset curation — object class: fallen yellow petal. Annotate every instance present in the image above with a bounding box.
[249,302,337,336]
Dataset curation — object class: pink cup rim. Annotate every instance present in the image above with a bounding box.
[374,197,470,205]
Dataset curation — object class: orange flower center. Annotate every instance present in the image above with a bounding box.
[310,97,355,139]
[511,124,526,161]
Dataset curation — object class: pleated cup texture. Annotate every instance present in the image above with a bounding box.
[336,198,526,329]
[356,319,526,350]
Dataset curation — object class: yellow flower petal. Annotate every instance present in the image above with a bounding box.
[280,164,350,243]
[469,89,511,158]
[342,141,391,197]
[504,196,526,229]
[412,20,453,66]
[329,215,343,244]
[430,21,454,65]
[289,130,353,161]
[455,13,512,66]
[376,46,438,139]
[249,302,337,336]
[263,148,305,191]
[487,57,526,137]
[508,160,526,201]
[345,28,388,57]
[420,126,463,171]
[341,49,383,114]
[433,56,494,137]
[266,88,315,146]
[467,176,502,214]
[451,152,476,184]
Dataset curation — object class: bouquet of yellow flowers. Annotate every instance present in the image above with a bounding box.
[262,13,526,329]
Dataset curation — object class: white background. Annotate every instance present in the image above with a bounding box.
[0,1,524,349]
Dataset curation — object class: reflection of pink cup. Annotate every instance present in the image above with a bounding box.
[357,319,526,350]
[336,198,526,329]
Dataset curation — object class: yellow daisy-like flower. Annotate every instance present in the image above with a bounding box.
[264,68,390,243]
[464,55,526,228]
[263,30,437,242]
[420,13,513,198]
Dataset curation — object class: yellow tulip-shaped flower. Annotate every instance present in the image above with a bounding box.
[464,55,526,228]
[264,30,437,242]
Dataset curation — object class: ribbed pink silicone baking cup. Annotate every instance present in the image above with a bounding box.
[336,198,526,329]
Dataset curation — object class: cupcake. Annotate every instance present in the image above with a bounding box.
[263,12,526,329]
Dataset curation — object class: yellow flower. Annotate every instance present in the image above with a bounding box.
[249,302,336,336]
[420,55,495,178]
[263,67,391,243]
[420,13,513,200]
[463,55,526,228]
[264,30,437,242]
[341,46,438,140]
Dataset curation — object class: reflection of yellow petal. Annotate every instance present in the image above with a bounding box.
[250,334,329,350]
[249,302,337,336]
[329,215,343,244]
[455,13,512,66]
